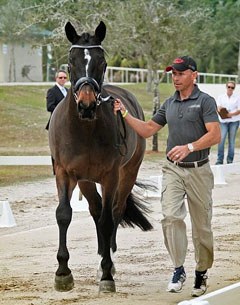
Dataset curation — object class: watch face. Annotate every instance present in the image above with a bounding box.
[188,143,194,151]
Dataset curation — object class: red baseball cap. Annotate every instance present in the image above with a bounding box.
[165,56,197,72]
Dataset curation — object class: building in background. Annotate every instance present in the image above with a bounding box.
[0,41,43,82]
[0,26,53,83]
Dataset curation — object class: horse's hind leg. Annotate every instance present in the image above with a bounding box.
[111,177,134,252]
[98,180,119,293]
[111,151,144,252]
[54,170,75,292]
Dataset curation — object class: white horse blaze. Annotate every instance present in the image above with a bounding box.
[84,49,91,77]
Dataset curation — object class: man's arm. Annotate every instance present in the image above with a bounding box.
[228,109,240,117]
[114,99,162,138]
[191,122,221,150]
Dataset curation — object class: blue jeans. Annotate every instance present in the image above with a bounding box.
[217,121,239,163]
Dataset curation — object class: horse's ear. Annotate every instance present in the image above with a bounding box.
[65,22,79,44]
[95,21,106,43]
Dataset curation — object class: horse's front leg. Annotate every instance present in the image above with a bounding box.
[78,181,103,255]
[54,171,75,291]
[98,179,118,293]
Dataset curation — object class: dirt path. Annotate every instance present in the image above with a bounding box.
[0,159,240,305]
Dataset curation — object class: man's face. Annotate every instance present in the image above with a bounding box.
[56,72,67,86]
[171,69,197,91]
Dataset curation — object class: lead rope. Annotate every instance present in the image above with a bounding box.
[102,96,127,156]
[115,109,128,156]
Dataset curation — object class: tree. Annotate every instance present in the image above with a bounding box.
[211,0,240,78]
[13,0,122,72]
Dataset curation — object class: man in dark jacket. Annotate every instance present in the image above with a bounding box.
[45,70,68,130]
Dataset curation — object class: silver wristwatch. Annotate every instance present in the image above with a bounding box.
[187,143,194,152]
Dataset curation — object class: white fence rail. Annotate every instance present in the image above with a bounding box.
[104,66,238,84]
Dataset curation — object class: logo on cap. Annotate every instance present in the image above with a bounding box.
[173,58,185,64]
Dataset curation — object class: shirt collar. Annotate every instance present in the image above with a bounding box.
[174,84,200,102]
[56,83,65,90]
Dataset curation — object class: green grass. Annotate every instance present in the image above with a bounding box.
[0,166,53,186]
[0,85,50,155]
[0,85,52,185]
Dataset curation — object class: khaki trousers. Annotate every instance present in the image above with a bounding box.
[161,160,214,272]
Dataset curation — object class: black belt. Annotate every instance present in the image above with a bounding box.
[167,157,209,168]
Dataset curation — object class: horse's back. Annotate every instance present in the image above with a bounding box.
[103,84,145,120]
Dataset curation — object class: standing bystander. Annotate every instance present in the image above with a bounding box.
[113,56,221,297]
[45,70,68,130]
[215,81,240,164]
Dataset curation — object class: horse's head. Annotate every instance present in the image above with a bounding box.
[65,21,107,120]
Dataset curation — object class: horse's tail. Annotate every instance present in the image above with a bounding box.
[120,183,154,231]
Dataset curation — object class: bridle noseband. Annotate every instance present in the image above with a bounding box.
[69,44,110,106]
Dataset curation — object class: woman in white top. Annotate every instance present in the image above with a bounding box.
[216,81,240,164]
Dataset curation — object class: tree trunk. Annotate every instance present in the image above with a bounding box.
[146,66,152,93]
[152,74,160,151]
[8,44,16,82]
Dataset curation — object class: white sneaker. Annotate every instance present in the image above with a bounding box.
[167,266,186,293]
[191,273,208,297]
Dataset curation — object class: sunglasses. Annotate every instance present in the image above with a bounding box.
[58,76,67,79]
[227,86,235,89]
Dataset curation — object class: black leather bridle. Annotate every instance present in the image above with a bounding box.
[68,44,111,105]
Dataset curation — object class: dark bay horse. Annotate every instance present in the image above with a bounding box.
[48,21,153,293]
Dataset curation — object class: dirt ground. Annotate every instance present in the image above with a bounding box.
[0,156,240,305]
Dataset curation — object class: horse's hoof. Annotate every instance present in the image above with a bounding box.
[99,280,116,293]
[54,273,74,292]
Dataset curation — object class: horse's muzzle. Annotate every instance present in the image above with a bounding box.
[75,85,97,120]
[77,99,97,120]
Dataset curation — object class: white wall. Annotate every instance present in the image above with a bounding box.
[0,42,43,82]
[198,83,240,100]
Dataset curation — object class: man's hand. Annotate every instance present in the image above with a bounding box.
[114,99,126,116]
[167,145,191,162]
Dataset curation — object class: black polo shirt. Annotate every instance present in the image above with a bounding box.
[152,85,219,162]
